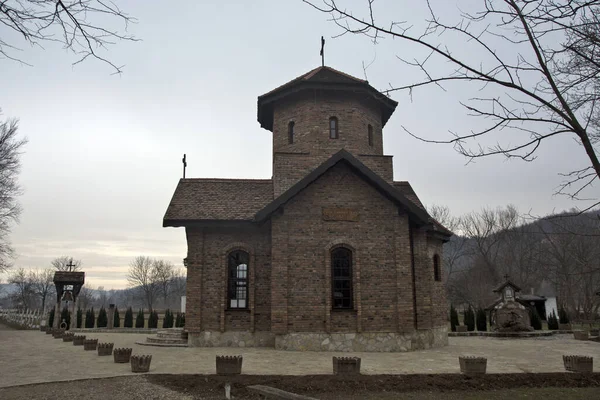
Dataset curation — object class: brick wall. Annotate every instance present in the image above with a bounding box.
[271,162,415,334]
[185,223,272,333]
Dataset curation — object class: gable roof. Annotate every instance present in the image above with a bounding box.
[163,179,273,227]
[254,149,431,225]
[493,280,522,293]
[257,66,398,131]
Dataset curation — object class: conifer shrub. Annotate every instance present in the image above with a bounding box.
[113,307,120,328]
[476,308,487,331]
[464,306,476,331]
[148,310,159,328]
[85,308,95,328]
[559,307,570,324]
[97,307,108,328]
[135,309,145,328]
[547,310,559,330]
[48,308,55,328]
[530,307,542,330]
[450,304,459,332]
[76,307,83,329]
[124,307,133,328]
[162,309,174,328]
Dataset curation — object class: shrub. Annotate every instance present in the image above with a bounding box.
[76,307,83,328]
[48,308,55,328]
[124,307,133,328]
[530,307,542,330]
[60,306,71,330]
[135,309,145,328]
[476,308,487,332]
[559,307,570,324]
[464,306,475,331]
[180,313,185,327]
[148,310,159,329]
[97,307,108,328]
[85,308,95,328]
[113,307,120,328]
[175,312,182,328]
[163,309,174,328]
[450,305,459,332]
[547,310,559,330]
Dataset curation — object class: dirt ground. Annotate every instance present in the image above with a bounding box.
[2,373,599,400]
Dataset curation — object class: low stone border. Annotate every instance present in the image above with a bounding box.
[134,340,188,348]
[563,355,593,373]
[83,339,98,351]
[333,357,361,375]
[97,342,114,356]
[70,328,158,334]
[459,356,487,376]
[573,331,589,340]
[131,355,152,373]
[113,348,133,363]
[449,331,555,337]
[216,355,243,375]
[247,385,319,400]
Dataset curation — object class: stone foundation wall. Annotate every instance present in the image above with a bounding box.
[189,326,448,352]
[188,331,275,348]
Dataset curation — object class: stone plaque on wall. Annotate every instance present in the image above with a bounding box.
[322,207,359,222]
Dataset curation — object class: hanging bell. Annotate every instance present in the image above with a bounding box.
[62,290,74,303]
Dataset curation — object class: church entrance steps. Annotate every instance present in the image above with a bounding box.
[135,328,188,347]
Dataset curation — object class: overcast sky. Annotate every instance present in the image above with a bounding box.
[1,0,597,289]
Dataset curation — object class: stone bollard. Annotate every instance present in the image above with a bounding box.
[574,331,589,341]
[45,326,53,335]
[333,357,361,375]
[97,343,114,356]
[563,355,593,373]
[113,348,133,363]
[73,335,86,346]
[130,355,152,373]
[216,355,243,375]
[459,356,487,376]
[52,329,66,339]
[83,339,98,351]
[62,332,75,342]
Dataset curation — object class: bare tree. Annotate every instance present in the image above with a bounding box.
[1,0,138,73]
[153,260,175,308]
[51,256,82,271]
[7,267,33,309]
[0,113,27,272]
[77,285,95,311]
[127,256,159,311]
[427,205,468,283]
[305,0,600,211]
[30,268,55,312]
[96,286,108,307]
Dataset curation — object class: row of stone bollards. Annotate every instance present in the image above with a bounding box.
[44,327,152,373]
[458,355,593,375]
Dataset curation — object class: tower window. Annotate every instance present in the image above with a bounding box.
[288,121,295,144]
[433,254,441,282]
[331,247,353,309]
[368,124,373,147]
[329,117,339,139]
[228,250,249,309]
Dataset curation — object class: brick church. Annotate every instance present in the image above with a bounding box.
[164,66,452,352]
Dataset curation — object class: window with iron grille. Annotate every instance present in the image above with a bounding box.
[331,247,353,309]
[228,250,249,309]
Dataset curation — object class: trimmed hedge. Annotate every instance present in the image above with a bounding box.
[135,309,145,328]
[124,307,133,328]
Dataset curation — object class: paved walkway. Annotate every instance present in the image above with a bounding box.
[0,326,597,388]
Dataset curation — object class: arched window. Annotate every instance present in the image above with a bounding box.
[433,254,441,282]
[288,121,295,144]
[331,247,352,309]
[368,124,373,147]
[228,250,249,309]
[329,117,339,139]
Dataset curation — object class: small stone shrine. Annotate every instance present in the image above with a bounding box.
[489,276,533,332]
[52,268,85,328]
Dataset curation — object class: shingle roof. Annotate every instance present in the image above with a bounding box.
[257,66,398,131]
[163,179,273,226]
